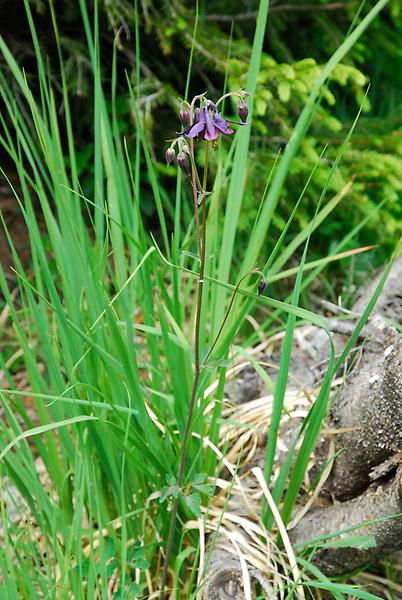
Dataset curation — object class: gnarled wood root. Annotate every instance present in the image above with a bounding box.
[203,557,276,600]
[290,465,402,576]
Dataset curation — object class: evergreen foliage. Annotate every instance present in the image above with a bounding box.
[1,1,401,270]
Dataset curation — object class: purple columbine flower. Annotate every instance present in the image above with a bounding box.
[184,104,236,142]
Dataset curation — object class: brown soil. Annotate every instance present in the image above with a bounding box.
[0,169,38,272]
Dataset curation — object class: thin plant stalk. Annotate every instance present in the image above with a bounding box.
[195,143,209,369]
[159,142,210,600]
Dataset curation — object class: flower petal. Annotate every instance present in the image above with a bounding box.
[185,121,206,138]
[212,111,234,134]
[204,110,219,140]
[215,123,233,135]
[184,108,208,138]
[196,108,207,123]
[204,128,219,141]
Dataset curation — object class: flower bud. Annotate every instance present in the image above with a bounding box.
[179,107,190,127]
[177,152,190,176]
[165,147,176,165]
[237,100,248,123]
[257,278,267,296]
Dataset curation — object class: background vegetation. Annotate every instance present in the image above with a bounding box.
[0,0,401,598]
[2,0,402,284]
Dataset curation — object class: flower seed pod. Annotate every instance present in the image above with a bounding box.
[179,107,190,127]
[177,152,190,176]
[237,100,248,123]
[257,278,267,296]
[165,147,176,165]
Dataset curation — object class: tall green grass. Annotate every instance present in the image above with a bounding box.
[0,0,396,597]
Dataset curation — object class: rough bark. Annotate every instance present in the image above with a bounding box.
[202,257,402,598]
[312,257,402,499]
[316,317,402,500]
[291,465,402,576]
[204,557,276,600]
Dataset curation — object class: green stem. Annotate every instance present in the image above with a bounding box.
[215,90,244,107]
[187,93,205,259]
[195,143,209,369]
[189,140,202,258]
[159,142,210,599]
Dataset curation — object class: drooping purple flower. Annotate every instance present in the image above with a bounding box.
[257,278,267,296]
[177,152,190,176]
[237,100,248,123]
[165,147,176,165]
[179,107,190,126]
[184,105,234,142]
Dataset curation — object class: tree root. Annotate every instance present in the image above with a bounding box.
[203,558,276,600]
[290,465,402,576]
[315,317,402,500]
